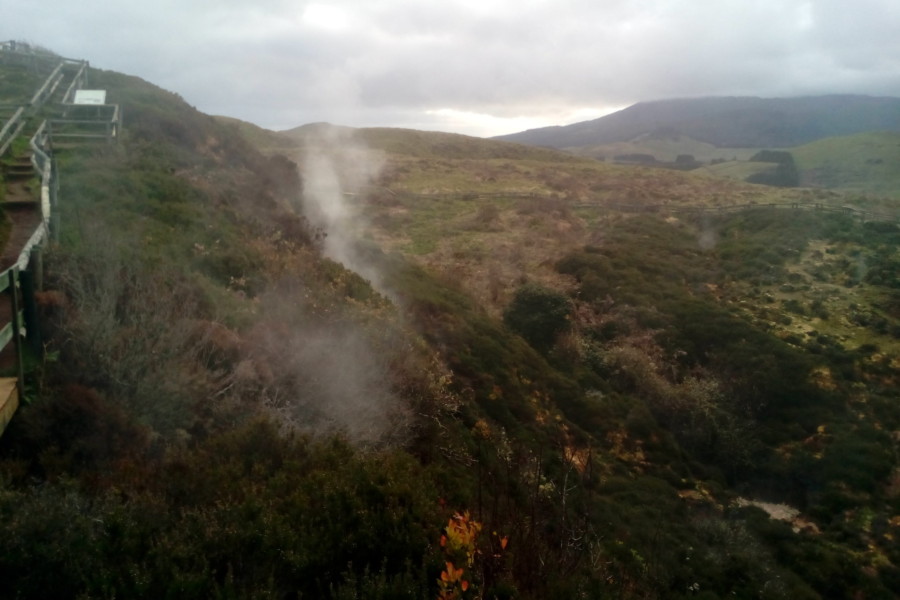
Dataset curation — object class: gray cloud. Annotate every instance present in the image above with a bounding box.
[5,0,899,136]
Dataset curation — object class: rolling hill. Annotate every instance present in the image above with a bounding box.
[561,131,759,164]
[793,131,900,196]
[492,97,900,199]
[495,95,900,149]
[690,131,900,198]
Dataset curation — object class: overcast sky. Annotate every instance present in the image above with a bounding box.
[4,0,899,137]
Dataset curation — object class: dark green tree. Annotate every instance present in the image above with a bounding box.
[503,283,573,352]
[747,150,799,187]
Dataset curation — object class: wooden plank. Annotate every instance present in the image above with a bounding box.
[51,118,117,125]
[49,133,111,140]
[0,377,19,437]
[0,119,26,157]
[0,320,13,351]
[0,106,24,140]
[0,269,10,294]
[29,62,65,108]
[0,106,26,156]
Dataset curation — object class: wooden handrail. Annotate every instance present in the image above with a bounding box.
[0,106,25,156]
[49,103,121,143]
[0,106,24,141]
[29,62,65,109]
[61,61,89,104]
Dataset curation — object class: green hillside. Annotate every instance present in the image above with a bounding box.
[213,115,298,153]
[0,51,898,600]
[694,159,777,181]
[496,95,900,149]
[694,132,900,198]
[566,133,758,163]
[793,131,900,197]
[283,122,584,162]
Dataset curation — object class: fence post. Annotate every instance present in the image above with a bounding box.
[8,269,24,398]
[19,264,41,357]
[51,165,60,243]
[29,247,43,291]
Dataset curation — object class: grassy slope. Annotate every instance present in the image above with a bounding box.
[283,125,880,315]
[213,115,297,153]
[694,159,778,181]
[792,131,900,197]
[566,134,758,163]
[332,123,900,380]
[681,131,900,199]
[548,127,900,199]
[696,131,900,198]
[281,123,582,162]
[497,95,900,148]
[0,58,48,104]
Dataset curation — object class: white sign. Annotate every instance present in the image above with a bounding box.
[73,90,107,105]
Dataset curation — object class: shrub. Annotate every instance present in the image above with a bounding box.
[503,284,573,353]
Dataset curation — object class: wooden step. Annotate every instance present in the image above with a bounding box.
[0,377,19,437]
[0,186,39,207]
[4,165,34,181]
[1,198,39,208]
[5,165,34,175]
[2,161,34,181]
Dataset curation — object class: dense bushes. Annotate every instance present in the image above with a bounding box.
[0,421,442,599]
[746,150,799,187]
[385,259,580,434]
[550,211,900,597]
[557,213,893,493]
[503,283,573,353]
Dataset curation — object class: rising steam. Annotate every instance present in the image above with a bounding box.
[242,294,411,446]
[300,126,388,295]
[241,125,410,445]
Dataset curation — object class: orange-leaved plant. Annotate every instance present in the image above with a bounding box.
[437,511,509,599]
[437,511,480,599]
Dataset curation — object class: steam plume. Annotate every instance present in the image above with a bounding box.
[300,126,388,295]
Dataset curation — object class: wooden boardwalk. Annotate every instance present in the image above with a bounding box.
[0,377,18,436]
[0,43,112,436]
[1,152,42,270]
[0,44,81,436]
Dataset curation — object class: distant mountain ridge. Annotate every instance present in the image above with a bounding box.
[494,95,900,149]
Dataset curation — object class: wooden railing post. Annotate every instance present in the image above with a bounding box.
[19,265,40,356]
[8,269,24,397]
[30,247,43,292]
